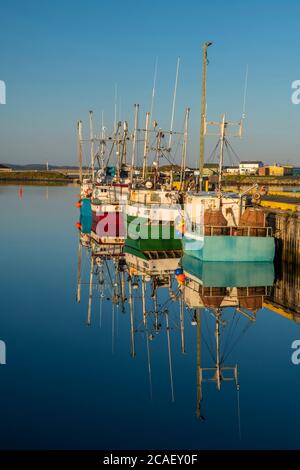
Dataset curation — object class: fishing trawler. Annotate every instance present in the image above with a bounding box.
[182,43,275,262]
[182,113,275,262]
[125,58,190,252]
[76,111,130,244]
[183,187,275,262]
[90,118,132,245]
[125,109,190,252]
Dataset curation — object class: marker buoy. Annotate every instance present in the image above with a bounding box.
[175,268,183,276]
[176,273,186,283]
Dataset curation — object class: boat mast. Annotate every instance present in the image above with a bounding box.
[115,121,122,182]
[142,276,153,399]
[130,104,139,183]
[154,130,162,189]
[196,308,203,419]
[179,292,185,353]
[114,84,118,135]
[217,114,226,196]
[180,107,190,190]
[168,57,180,150]
[121,270,126,314]
[142,276,147,326]
[100,111,105,171]
[199,42,212,190]
[206,113,243,196]
[76,236,82,304]
[200,307,239,394]
[142,112,150,181]
[87,255,94,326]
[150,57,158,125]
[153,282,159,332]
[77,120,83,184]
[166,309,175,402]
[89,111,94,182]
[215,309,222,390]
[129,276,136,358]
[120,120,128,170]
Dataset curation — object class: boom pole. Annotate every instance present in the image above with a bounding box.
[199,41,212,189]
[77,120,83,184]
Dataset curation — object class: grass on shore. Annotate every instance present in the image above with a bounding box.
[0,171,71,182]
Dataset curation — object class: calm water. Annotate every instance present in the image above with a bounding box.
[1,185,300,450]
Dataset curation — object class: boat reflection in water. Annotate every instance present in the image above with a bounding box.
[181,256,274,422]
[265,262,300,323]
[124,243,183,401]
[76,220,300,425]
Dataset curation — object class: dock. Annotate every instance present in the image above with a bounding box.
[260,194,300,212]
[264,208,300,265]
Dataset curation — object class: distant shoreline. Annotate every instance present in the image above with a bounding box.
[0,170,78,185]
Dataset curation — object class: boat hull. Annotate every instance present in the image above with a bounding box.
[80,198,92,233]
[183,234,275,262]
[181,254,275,286]
[125,214,182,251]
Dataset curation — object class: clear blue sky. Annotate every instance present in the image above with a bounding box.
[0,0,300,167]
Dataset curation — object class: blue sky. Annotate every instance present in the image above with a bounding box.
[0,0,300,166]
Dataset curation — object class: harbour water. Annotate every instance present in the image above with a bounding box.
[1,185,300,450]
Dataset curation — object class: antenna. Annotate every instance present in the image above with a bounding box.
[242,64,249,118]
[118,96,122,122]
[150,57,158,125]
[114,84,118,134]
[168,56,180,150]
[89,111,94,182]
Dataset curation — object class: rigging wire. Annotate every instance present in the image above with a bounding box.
[222,320,253,363]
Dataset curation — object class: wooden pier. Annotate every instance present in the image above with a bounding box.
[263,262,300,321]
[265,208,300,265]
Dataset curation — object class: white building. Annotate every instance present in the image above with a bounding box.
[224,166,240,175]
[0,164,12,172]
[239,161,263,175]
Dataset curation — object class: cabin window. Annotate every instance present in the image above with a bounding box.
[151,193,161,203]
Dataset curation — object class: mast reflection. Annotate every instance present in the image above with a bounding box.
[181,256,274,421]
[76,220,300,422]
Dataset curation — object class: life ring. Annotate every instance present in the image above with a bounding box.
[252,192,261,202]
